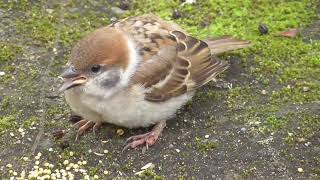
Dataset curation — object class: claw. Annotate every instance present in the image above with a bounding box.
[73,120,101,141]
[123,121,166,152]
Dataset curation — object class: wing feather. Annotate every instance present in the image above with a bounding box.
[115,15,229,102]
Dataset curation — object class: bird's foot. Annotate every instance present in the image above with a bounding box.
[123,120,166,151]
[73,119,102,141]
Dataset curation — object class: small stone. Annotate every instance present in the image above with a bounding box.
[119,0,131,10]
[240,127,247,135]
[103,150,109,154]
[204,135,210,139]
[111,7,127,16]
[94,175,99,179]
[23,157,29,161]
[103,170,109,175]
[169,144,174,148]
[261,90,267,95]
[10,132,14,137]
[175,149,180,153]
[0,71,5,76]
[297,167,303,173]
[69,151,74,156]
[6,164,12,168]
[304,142,311,146]
[302,86,309,92]
[116,129,124,136]
[258,24,269,35]
[46,9,54,14]
[297,137,306,143]
[110,17,117,23]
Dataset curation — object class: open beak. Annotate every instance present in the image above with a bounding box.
[58,66,87,93]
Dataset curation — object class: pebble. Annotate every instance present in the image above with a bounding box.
[240,127,247,134]
[204,135,210,139]
[0,71,5,76]
[304,142,311,146]
[297,167,303,173]
[258,24,269,35]
[261,90,267,95]
[302,86,309,92]
[119,0,131,10]
[111,7,127,15]
[46,9,54,14]
[175,149,181,153]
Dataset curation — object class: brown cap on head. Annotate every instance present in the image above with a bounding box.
[69,27,129,71]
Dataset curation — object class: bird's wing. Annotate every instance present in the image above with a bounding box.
[112,14,229,102]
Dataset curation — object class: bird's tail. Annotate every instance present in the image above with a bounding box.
[205,37,252,55]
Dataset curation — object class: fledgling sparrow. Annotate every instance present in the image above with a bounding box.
[59,14,251,149]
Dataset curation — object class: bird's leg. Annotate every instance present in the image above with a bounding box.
[124,120,166,150]
[74,120,101,141]
[93,122,102,135]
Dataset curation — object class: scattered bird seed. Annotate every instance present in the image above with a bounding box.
[302,86,309,92]
[116,129,124,136]
[261,90,267,95]
[141,162,154,170]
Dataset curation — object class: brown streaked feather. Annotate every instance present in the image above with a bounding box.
[115,15,235,102]
[111,14,183,62]
[205,37,251,55]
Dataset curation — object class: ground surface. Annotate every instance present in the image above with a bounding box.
[0,0,319,179]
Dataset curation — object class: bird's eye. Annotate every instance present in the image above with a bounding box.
[91,64,101,73]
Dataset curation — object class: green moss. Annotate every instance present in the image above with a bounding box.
[0,96,11,110]
[15,7,59,46]
[0,43,22,64]
[195,137,217,153]
[138,168,165,180]
[271,82,320,104]
[0,115,16,133]
[23,116,39,128]
[264,115,288,130]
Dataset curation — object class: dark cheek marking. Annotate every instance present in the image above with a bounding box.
[101,71,120,88]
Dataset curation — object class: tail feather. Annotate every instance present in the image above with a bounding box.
[205,37,251,55]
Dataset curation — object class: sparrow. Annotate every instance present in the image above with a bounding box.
[59,14,251,149]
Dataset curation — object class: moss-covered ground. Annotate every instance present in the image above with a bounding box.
[0,0,319,179]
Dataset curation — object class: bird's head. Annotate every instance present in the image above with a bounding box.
[59,27,137,96]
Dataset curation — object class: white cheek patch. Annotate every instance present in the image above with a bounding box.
[120,39,140,87]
